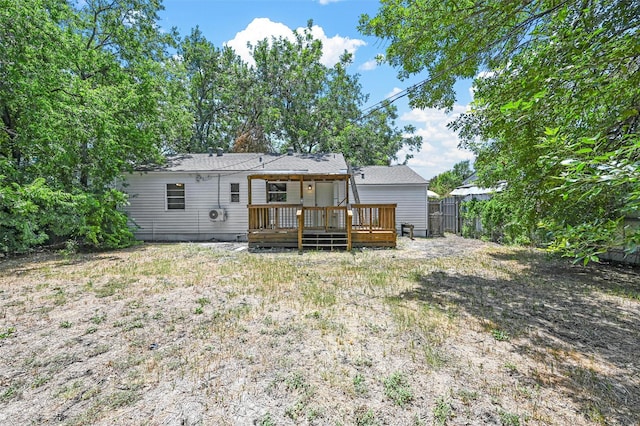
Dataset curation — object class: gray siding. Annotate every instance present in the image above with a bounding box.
[354,185,428,237]
[124,172,251,241]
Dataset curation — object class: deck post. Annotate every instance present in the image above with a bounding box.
[297,209,303,253]
[347,210,353,251]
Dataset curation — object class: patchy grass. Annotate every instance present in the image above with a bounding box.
[0,236,638,425]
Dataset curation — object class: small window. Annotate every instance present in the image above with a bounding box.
[230,183,240,203]
[166,183,185,210]
[267,182,287,203]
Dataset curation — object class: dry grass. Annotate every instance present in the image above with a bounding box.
[0,235,638,425]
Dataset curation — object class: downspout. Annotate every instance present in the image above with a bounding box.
[217,173,221,208]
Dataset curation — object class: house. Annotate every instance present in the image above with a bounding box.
[122,150,415,249]
[351,165,430,237]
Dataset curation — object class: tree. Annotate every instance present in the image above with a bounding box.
[360,0,639,261]
[1,0,190,252]
[250,21,422,162]
[178,27,263,153]
[429,160,472,196]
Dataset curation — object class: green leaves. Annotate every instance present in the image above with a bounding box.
[179,21,421,164]
[362,0,640,262]
[0,179,134,253]
[0,0,188,254]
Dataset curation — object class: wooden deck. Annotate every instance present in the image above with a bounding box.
[248,204,397,250]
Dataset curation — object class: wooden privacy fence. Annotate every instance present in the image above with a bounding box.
[428,198,460,236]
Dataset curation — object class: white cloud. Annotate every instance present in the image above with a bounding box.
[225,18,292,65]
[386,87,403,98]
[318,0,342,4]
[225,18,365,67]
[398,105,475,180]
[359,59,378,71]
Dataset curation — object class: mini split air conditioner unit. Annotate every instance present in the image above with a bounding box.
[209,208,225,222]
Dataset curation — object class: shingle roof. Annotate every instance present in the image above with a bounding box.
[352,165,428,185]
[141,152,348,174]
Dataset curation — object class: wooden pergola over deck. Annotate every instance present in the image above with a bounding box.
[247,172,397,250]
[247,173,351,205]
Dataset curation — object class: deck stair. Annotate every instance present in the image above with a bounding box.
[301,232,348,250]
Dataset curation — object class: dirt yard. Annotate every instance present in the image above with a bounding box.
[0,235,638,425]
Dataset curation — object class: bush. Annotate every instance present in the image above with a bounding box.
[0,178,135,254]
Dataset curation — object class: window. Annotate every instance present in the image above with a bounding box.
[267,182,287,202]
[166,183,185,209]
[230,183,240,203]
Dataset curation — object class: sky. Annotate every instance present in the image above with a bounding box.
[159,0,475,181]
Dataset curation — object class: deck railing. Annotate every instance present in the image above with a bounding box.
[249,204,395,249]
[248,204,301,230]
[302,206,348,231]
[351,204,397,232]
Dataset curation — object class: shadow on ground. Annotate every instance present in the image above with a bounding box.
[399,250,640,424]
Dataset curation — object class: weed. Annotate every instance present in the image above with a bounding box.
[306,310,321,319]
[114,320,144,331]
[412,414,427,425]
[87,344,110,358]
[1,385,19,402]
[55,381,83,400]
[504,362,518,373]
[52,287,67,305]
[32,375,51,388]
[0,327,16,339]
[491,329,510,341]
[306,406,322,420]
[90,312,106,324]
[433,396,452,425]
[457,389,479,405]
[354,406,378,426]
[196,297,211,306]
[285,399,306,420]
[194,306,204,315]
[285,371,307,391]
[284,388,314,420]
[257,412,274,426]
[60,321,72,329]
[105,390,140,408]
[586,403,606,424]
[353,373,368,395]
[94,279,128,298]
[354,357,373,368]
[498,409,521,426]
[85,326,98,334]
[383,372,414,407]
[302,281,337,307]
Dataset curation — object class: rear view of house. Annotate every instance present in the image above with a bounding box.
[123,151,428,249]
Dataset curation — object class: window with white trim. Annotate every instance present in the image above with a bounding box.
[166,183,185,209]
[230,183,240,203]
[267,182,287,202]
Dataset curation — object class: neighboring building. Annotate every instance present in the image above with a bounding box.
[122,151,429,249]
[449,173,506,201]
[350,165,430,237]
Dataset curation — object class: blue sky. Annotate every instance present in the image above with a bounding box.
[159,0,475,180]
